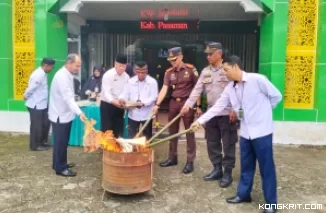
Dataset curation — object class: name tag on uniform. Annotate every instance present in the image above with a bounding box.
[203,75,212,84]
[170,73,176,81]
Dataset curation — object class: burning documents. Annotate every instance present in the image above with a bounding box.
[82,119,151,153]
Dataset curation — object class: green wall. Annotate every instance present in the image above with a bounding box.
[0,0,13,111]
[259,0,289,120]
[259,0,326,122]
[4,0,68,112]
[315,0,326,121]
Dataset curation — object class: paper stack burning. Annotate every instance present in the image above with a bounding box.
[82,118,151,153]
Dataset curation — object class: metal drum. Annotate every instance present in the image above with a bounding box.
[102,148,153,195]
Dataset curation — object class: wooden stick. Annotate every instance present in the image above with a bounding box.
[148,113,182,144]
[135,113,155,138]
[147,128,195,148]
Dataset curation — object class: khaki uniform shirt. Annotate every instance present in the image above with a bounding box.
[185,65,231,116]
[163,63,199,98]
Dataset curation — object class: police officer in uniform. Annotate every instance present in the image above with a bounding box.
[181,42,238,187]
[153,47,200,174]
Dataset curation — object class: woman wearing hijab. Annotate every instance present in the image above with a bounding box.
[81,65,104,100]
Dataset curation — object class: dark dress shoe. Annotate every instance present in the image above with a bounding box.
[56,169,77,177]
[219,168,233,188]
[31,146,50,151]
[182,162,194,174]
[204,166,223,181]
[160,159,178,167]
[67,163,75,168]
[226,196,252,204]
[263,208,277,213]
[42,143,52,147]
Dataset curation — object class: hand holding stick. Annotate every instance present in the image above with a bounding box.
[147,127,197,148]
[148,113,183,144]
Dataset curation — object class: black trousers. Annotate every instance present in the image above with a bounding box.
[128,118,153,140]
[100,101,124,138]
[27,107,50,150]
[205,115,238,169]
[52,118,72,173]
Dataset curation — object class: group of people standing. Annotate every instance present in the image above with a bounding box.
[24,41,281,213]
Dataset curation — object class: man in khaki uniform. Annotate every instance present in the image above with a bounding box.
[153,47,199,174]
[181,42,238,188]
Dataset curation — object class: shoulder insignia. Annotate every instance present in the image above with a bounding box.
[166,67,173,72]
[185,63,194,69]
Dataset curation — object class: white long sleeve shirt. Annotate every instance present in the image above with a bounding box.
[119,75,158,121]
[24,67,48,110]
[48,67,82,123]
[197,71,282,140]
[100,68,130,103]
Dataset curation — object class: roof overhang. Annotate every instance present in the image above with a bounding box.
[60,0,264,21]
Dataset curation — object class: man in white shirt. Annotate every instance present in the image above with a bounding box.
[24,58,55,151]
[191,55,282,213]
[119,61,158,139]
[100,54,130,137]
[49,54,87,177]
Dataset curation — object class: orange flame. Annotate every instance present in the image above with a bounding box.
[83,118,151,153]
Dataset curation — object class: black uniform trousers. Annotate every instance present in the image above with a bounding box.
[27,107,50,150]
[52,118,72,173]
[237,134,277,205]
[100,101,124,138]
[205,115,238,169]
[128,118,153,140]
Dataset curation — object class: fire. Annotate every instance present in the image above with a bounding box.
[83,119,151,153]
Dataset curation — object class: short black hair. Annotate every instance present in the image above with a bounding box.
[134,61,147,68]
[41,57,55,65]
[222,55,243,68]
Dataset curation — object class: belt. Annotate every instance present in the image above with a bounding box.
[172,97,188,102]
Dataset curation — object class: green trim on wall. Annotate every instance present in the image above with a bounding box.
[0,1,13,111]
[259,1,289,120]
[260,0,274,13]
[252,0,273,13]
[283,109,317,122]
[315,0,326,121]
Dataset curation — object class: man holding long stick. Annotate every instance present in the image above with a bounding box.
[153,47,200,174]
[191,55,281,213]
[181,42,238,188]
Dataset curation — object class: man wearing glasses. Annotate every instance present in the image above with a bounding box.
[118,61,158,139]
[152,47,200,174]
